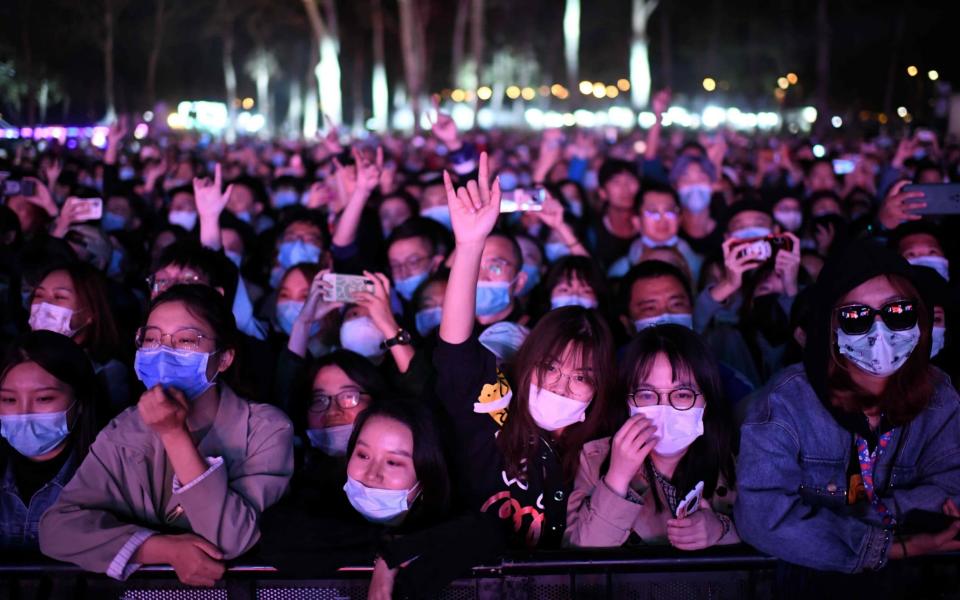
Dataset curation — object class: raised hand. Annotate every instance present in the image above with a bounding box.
[322,113,343,155]
[651,88,671,118]
[352,146,384,199]
[878,179,925,230]
[429,95,460,150]
[298,270,344,325]
[443,152,502,247]
[43,158,63,188]
[774,232,801,296]
[194,164,234,221]
[534,193,567,231]
[353,271,400,337]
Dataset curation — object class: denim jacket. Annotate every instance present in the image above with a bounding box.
[735,364,960,573]
[0,451,78,550]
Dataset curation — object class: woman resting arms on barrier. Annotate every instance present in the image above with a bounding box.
[565,324,739,549]
[39,285,293,587]
[735,241,960,597]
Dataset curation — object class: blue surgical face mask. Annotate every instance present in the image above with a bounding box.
[544,242,570,263]
[498,172,518,192]
[731,226,772,240]
[518,264,541,297]
[343,475,419,524]
[931,325,946,358]
[235,210,253,224]
[394,271,429,302]
[277,300,304,335]
[273,189,299,209]
[119,166,136,181]
[307,424,354,456]
[634,312,694,333]
[169,210,198,231]
[415,306,442,336]
[551,295,598,310]
[421,206,452,230]
[475,280,513,318]
[134,347,217,400]
[678,184,712,213]
[107,248,125,279]
[0,403,74,458]
[101,211,127,233]
[278,240,322,269]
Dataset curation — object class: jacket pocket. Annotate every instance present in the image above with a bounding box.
[797,458,848,508]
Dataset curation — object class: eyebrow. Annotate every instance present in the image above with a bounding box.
[355,439,412,458]
[0,386,60,393]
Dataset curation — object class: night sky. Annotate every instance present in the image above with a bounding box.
[0,0,955,124]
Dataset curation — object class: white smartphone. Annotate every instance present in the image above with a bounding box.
[70,197,103,221]
[500,187,546,213]
[675,481,705,519]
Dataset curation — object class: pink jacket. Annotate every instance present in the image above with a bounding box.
[39,385,293,579]
[564,437,738,548]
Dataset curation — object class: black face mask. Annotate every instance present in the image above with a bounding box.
[751,293,792,346]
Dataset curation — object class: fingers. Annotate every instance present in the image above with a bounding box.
[223,184,234,205]
[466,180,482,211]
[214,163,222,189]
[193,538,225,560]
[376,146,384,171]
[478,151,490,199]
[944,499,960,517]
[443,170,458,206]
[165,387,189,411]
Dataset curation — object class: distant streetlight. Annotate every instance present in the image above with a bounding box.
[702,77,716,92]
[928,70,939,81]
[897,106,908,118]
[617,79,631,92]
[786,73,798,85]
[592,82,606,98]
[777,77,789,90]
[906,65,918,77]
[605,85,619,98]
[477,86,493,100]
[831,116,842,128]
[506,86,521,99]
[578,80,592,95]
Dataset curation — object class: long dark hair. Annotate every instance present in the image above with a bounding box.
[292,349,388,435]
[827,273,934,425]
[34,262,121,364]
[498,306,618,484]
[617,325,737,512]
[346,399,451,522]
[148,284,248,396]
[0,331,106,468]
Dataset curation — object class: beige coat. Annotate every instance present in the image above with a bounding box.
[39,385,293,577]
[564,437,738,548]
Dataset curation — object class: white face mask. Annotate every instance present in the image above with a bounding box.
[907,256,950,282]
[773,209,803,232]
[931,325,946,358]
[343,475,419,524]
[731,226,772,240]
[837,321,920,377]
[551,295,598,310]
[307,424,354,456]
[340,316,386,358]
[168,210,198,231]
[634,313,694,333]
[527,383,589,432]
[29,302,78,337]
[630,404,705,456]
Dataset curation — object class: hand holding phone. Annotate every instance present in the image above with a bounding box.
[676,481,705,519]
[320,273,376,303]
[903,184,960,215]
[500,187,546,213]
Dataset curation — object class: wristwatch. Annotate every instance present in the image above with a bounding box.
[381,328,412,349]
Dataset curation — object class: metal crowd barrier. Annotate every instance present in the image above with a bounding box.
[1,547,958,599]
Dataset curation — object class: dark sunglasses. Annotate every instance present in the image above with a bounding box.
[836,299,918,336]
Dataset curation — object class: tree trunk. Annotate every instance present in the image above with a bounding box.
[563,0,580,90]
[371,0,389,130]
[146,0,166,109]
[222,19,238,142]
[658,0,672,90]
[451,0,469,86]
[103,0,117,122]
[629,0,658,109]
[398,0,425,132]
[303,0,342,127]
[814,0,829,136]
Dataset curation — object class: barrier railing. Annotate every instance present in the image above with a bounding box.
[1,547,958,599]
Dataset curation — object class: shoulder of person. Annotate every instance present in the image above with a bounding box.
[581,436,612,458]
[232,389,294,436]
[744,364,816,424]
[89,405,158,456]
[922,367,960,414]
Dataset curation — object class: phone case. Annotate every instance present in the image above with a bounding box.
[904,184,960,215]
[675,481,705,519]
[321,273,375,303]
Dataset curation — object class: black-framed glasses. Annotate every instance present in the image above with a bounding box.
[389,254,430,278]
[135,326,217,352]
[628,386,701,411]
[836,299,918,336]
[309,390,366,414]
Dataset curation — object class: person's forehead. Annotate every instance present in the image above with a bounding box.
[730,210,771,227]
[642,191,677,208]
[389,236,430,258]
[901,233,940,250]
[841,275,904,306]
[632,275,687,301]
[483,236,516,260]
[358,416,414,451]
[286,221,322,236]
[1,361,61,390]
[147,299,210,331]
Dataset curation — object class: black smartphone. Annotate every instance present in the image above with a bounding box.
[903,183,960,216]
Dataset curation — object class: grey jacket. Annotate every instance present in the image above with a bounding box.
[39,385,293,579]
[735,364,960,573]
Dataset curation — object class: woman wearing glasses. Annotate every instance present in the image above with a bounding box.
[435,155,619,549]
[39,284,294,587]
[736,241,960,594]
[565,325,739,548]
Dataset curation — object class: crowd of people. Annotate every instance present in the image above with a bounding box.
[1,93,960,598]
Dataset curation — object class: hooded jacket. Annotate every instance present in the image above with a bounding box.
[735,240,960,573]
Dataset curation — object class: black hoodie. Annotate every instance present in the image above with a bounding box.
[802,239,931,440]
